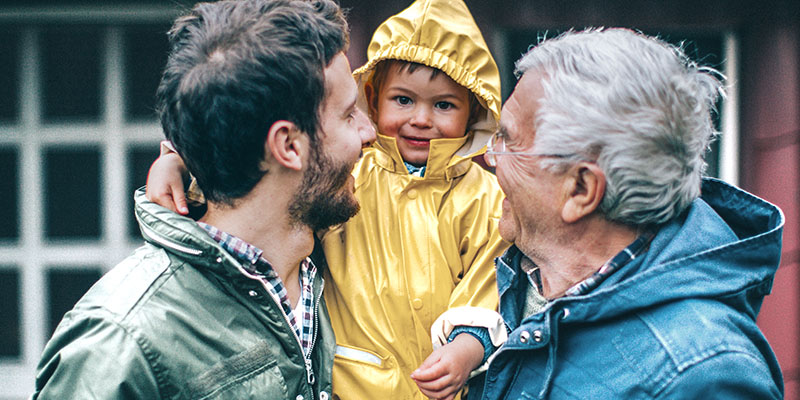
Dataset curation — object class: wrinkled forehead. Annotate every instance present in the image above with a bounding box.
[501,70,546,144]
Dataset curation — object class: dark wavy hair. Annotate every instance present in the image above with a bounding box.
[156,0,349,204]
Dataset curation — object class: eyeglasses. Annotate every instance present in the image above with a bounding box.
[484,130,575,167]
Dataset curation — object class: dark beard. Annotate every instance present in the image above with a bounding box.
[289,144,360,232]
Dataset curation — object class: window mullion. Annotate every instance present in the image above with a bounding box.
[720,32,740,186]
[104,26,127,267]
[18,25,45,391]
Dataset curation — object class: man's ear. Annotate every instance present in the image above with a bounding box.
[364,81,379,121]
[264,120,306,172]
[561,162,605,223]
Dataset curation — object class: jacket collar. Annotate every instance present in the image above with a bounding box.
[133,187,270,283]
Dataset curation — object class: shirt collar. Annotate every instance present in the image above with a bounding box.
[562,231,655,297]
[404,161,426,177]
[196,221,268,274]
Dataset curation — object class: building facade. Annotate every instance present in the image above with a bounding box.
[0,1,797,398]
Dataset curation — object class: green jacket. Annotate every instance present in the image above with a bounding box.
[32,188,335,400]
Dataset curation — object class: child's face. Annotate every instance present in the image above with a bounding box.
[367,64,471,166]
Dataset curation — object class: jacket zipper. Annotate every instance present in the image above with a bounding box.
[145,217,317,394]
[306,273,324,385]
[237,265,317,389]
[139,221,203,256]
[141,217,319,391]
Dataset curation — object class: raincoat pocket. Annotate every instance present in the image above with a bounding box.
[334,344,383,366]
[332,344,408,399]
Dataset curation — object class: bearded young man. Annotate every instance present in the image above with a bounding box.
[31,0,374,398]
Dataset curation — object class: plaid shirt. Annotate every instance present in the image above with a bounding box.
[563,231,655,297]
[198,222,317,357]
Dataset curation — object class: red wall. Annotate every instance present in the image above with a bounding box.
[741,21,800,398]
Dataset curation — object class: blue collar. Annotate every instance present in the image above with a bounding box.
[404,161,426,177]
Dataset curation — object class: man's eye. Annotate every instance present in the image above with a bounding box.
[394,96,412,105]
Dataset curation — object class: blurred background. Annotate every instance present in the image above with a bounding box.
[0,0,797,398]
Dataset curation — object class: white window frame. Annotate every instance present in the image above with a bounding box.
[720,31,740,186]
[0,6,179,398]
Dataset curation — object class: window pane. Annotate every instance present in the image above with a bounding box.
[0,268,20,358]
[124,24,171,121]
[46,268,103,335]
[127,145,160,238]
[44,147,101,239]
[0,147,19,240]
[41,25,102,122]
[0,26,20,122]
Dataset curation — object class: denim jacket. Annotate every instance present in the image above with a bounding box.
[471,178,784,399]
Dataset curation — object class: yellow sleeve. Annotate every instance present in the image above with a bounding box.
[446,168,508,312]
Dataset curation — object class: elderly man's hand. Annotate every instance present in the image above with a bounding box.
[411,333,484,400]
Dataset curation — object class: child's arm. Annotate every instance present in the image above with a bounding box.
[415,307,508,399]
[411,332,484,400]
[412,178,509,398]
[145,141,189,215]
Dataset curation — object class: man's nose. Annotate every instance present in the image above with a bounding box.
[354,108,376,147]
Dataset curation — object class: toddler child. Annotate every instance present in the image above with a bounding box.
[146,0,508,398]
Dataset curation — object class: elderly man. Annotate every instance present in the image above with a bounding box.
[32,0,374,398]
[472,28,784,399]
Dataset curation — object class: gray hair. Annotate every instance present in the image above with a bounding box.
[515,28,724,226]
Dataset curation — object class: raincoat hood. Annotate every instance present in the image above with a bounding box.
[353,0,501,159]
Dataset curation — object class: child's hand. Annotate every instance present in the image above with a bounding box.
[411,333,484,400]
[146,152,189,215]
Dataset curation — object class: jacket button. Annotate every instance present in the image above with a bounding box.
[533,330,543,342]
[412,298,423,309]
[319,392,329,400]
[248,290,258,297]
[519,330,530,343]
[407,189,418,199]
[215,256,222,263]
[295,395,304,400]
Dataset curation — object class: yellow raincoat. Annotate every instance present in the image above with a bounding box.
[320,0,508,398]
